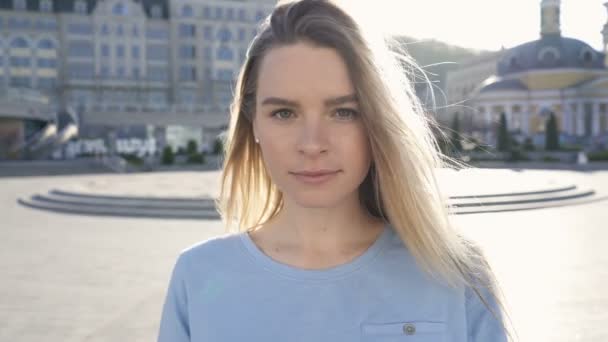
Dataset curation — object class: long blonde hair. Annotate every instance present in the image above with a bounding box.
[217,0,511,338]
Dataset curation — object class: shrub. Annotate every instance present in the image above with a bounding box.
[161,146,174,165]
[187,140,198,155]
[542,155,560,162]
[187,153,205,164]
[588,151,608,161]
[523,138,535,151]
[121,153,144,167]
[213,137,224,155]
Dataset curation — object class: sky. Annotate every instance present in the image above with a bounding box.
[344,0,607,52]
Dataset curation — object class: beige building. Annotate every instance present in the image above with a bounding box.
[446,0,608,148]
[0,0,274,159]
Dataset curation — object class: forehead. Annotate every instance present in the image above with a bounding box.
[256,42,355,103]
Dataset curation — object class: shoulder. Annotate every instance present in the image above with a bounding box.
[181,232,242,259]
[173,232,244,278]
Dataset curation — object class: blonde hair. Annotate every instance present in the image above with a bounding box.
[217,0,511,338]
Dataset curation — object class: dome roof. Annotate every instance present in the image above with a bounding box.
[497,35,605,76]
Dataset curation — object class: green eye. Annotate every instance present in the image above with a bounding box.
[272,109,293,119]
[335,108,358,119]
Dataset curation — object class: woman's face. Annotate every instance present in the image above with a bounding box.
[253,41,372,209]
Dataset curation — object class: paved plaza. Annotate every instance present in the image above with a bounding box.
[1,168,607,342]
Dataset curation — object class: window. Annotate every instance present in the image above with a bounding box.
[226,8,234,20]
[116,66,125,78]
[148,66,168,81]
[38,39,55,50]
[10,56,31,67]
[179,66,196,81]
[179,24,196,38]
[180,45,196,59]
[204,47,212,59]
[68,63,95,79]
[146,27,169,40]
[217,69,233,81]
[112,3,129,16]
[508,56,519,69]
[68,41,94,58]
[74,0,87,14]
[11,77,31,88]
[580,49,595,64]
[38,77,56,89]
[117,25,124,36]
[35,19,56,31]
[204,26,213,40]
[131,46,140,59]
[40,0,52,12]
[13,0,26,11]
[182,5,193,17]
[37,58,57,68]
[100,65,110,78]
[116,45,125,58]
[215,7,223,20]
[203,7,211,19]
[68,23,93,35]
[238,9,246,21]
[217,46,233,61]
[538,47,560,67]
[255,11,265,22]
[100,24,110,35]
[10,37,29,49]
[151,5,162,18]
[133,67,140,79]
[8,18,30,30]
[217,28,231,42]
[147,45,168,61]
[132,26,139,37]
[238,28,245,41]
[101,44,110,57]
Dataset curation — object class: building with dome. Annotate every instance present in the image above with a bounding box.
[446,0,608,148]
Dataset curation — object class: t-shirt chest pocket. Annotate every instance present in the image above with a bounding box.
[361,321,447,342]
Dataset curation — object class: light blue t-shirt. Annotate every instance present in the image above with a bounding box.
[158,223,507,342]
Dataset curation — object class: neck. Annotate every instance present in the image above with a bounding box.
[257,196,385,253]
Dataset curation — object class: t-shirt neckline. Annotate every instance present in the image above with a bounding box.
[238,222,392,281]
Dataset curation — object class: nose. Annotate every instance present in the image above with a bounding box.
[296,115,328,156]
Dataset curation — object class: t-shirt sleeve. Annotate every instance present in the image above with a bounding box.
[157,252,190,342]
[465,285,508,342]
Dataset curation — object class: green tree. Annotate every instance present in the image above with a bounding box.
[545,112,560,151]
[161,146,174,165]
[186,139,198,155]
[450,113,463,152]
[213,137,224,155]
[496,112,511,152]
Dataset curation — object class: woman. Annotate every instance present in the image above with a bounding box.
[158,0,511,341]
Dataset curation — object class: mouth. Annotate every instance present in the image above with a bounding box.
[289,170,341,184]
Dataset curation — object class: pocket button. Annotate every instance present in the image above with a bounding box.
[403,323,416,335]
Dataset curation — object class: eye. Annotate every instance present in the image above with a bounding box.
[334,108,358,120]
[271,109,294,120]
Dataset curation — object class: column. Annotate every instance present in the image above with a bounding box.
[522,104,530,135]
[563,103,571,135]
[576,102,585,136]
[503,103,512,131]
[593,102,601,136]
[483,105,492,128]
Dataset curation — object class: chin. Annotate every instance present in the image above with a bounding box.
[287,189,355,209]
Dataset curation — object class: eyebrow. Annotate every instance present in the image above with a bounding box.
[260,94,358,108]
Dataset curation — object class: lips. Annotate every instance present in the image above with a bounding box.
[290,170,340,185]
[291,170,339,176]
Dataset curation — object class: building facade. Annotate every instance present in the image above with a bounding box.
[0,0,274,159]
[446,0,608,149]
